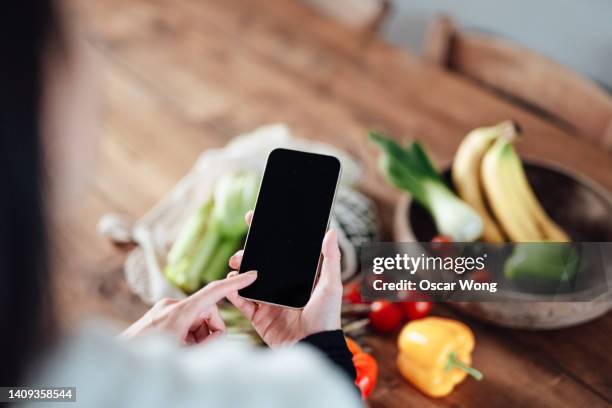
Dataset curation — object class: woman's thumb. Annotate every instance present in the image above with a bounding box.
[320,229,341,287]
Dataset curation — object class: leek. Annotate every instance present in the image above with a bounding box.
[370,131,483,241]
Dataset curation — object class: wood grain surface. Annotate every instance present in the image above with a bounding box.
[59,0,612,406]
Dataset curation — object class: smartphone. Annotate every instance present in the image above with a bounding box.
[238,148,341,308]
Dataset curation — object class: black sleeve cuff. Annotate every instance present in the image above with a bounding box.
[299,330,357,383]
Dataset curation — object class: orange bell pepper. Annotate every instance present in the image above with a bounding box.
[396,317,482,397]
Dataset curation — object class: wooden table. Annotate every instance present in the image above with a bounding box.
[61,0,612,406]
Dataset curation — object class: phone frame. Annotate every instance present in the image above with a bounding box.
[238,148,342,309]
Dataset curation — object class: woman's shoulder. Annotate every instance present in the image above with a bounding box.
[29,322,360,408]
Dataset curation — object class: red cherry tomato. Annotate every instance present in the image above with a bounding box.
[369,301,404,333]
[401,301,432,321]
[397,290,430,303]
[431,235,453,257]
[472,269,492,283]
[343,281,364,304]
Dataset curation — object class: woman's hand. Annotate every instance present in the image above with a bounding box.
[120,271,258,344]
[226,211,343,348]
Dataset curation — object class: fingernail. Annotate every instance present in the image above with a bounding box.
[244,270,257,277]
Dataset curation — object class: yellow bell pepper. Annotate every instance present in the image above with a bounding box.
[396,317,482,397]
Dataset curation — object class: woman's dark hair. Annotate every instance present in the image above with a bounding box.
[1,1,63,386]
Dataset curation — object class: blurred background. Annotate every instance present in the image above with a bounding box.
[59,0,612,406]
[385,0,612,90]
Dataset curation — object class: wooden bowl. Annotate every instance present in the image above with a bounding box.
[393,161,612,329]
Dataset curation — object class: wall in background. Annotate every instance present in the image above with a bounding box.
[383,0,612,91]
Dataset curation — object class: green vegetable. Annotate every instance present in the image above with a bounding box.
[504,243,579,293]
[164,199,214,292]
[370,132,483,241]
[201,239,242,283]
[165,172,260,293]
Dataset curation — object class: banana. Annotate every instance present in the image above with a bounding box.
[452,121,518,242]
[481,138,544,242]
[505,147,570,242]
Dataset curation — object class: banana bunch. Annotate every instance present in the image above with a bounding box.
[452,121,569,243]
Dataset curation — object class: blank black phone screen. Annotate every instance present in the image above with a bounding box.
[238,148,341,308]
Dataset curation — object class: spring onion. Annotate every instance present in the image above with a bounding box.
[370,131,483,241]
